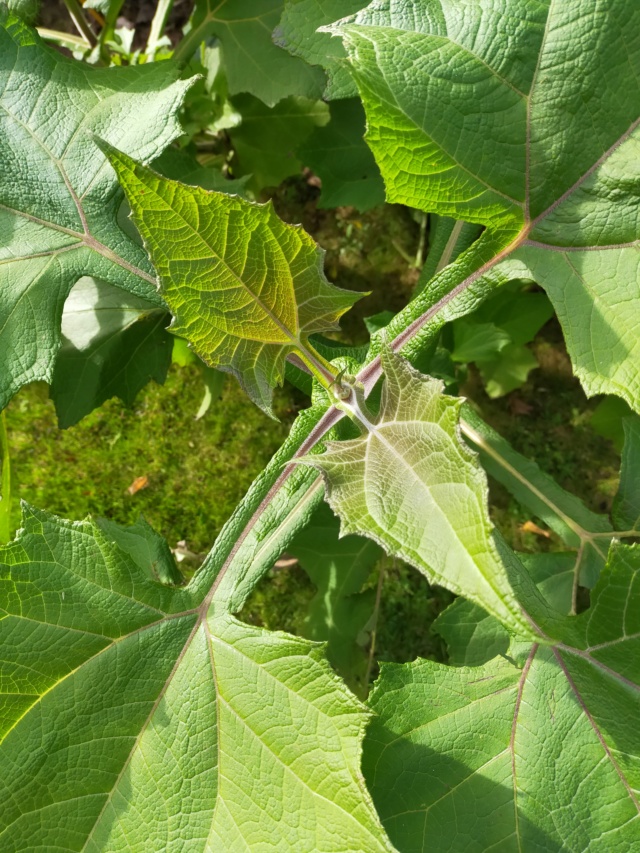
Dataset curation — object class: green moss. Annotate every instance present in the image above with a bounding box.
[5,366,294,554]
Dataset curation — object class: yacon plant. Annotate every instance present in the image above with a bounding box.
[0,2,639,851]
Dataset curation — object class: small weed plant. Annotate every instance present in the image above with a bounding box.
[0,1,639,850]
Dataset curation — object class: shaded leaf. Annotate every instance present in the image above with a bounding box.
[182,0,324,106]
[51,277,172,428]
[298,98,386,211]
[288,502,382,695]
[229,93,329,191]
[102,146,361,414]
[613,416,640,532]
[275,0,367,99]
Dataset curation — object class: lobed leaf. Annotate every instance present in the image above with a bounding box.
[303,348,538,635]
[332,0,640,411]
[102,146,362,415]
[364,542,640,851]
[0,11,193,410]
[0,498,394,851]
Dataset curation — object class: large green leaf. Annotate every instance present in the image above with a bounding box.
[0,11,193,411]
[178,0,324,106]
[51,277,172,428]
[304,348,538,635]
[0,496,393,850]
[103,146,361,414]
[332,0,640,411]
[364,541,640,851]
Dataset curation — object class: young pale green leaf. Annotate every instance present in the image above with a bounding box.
[303,348,536,636]
[333,0,640,411]
[288,502,382,696]
[51,277,172,428]
[275,0,366,99]
[179,0,325,106]
[0,502,394,851]
[298,98,386,212]
[365,542,640,851]
[102,146,362,414]
[0,11,193,411]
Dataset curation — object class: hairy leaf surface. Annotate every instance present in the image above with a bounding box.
[103,147,361,414]
[304,349,535,635]
[333,0,640,410]
[0,499,393,851]
[0,11,192,410]
[365,542,640,851]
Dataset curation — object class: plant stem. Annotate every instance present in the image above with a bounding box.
[37,27,91,52]
[295,345,339,391]
[173,16,213,66]
[62,0,96,47]
[146,0,174,57]
[0,411,12,545]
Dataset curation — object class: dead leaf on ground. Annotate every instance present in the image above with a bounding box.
[521,520,551,539]
[126,475,149,495]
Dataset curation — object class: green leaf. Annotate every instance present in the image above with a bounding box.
[450,320,510,363]
[333,0,640,411]
[435,552,576,667]
[298,98,386,211]
[50,277,173,428]
[0,12,193,411]
[613,416,640,532]
[102,145,361,414]
[288,502,382,695]
[477,341,539,398]
[304,348,537,635]
[460,405,614,594]
[275,0,366,99]
[591,395,635,452]
[228,94,329,191]
[433,598,509,667]
[0,501,394,851]
[178,0,325,106]
[365,542,640,852]
[153,145,250,197]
